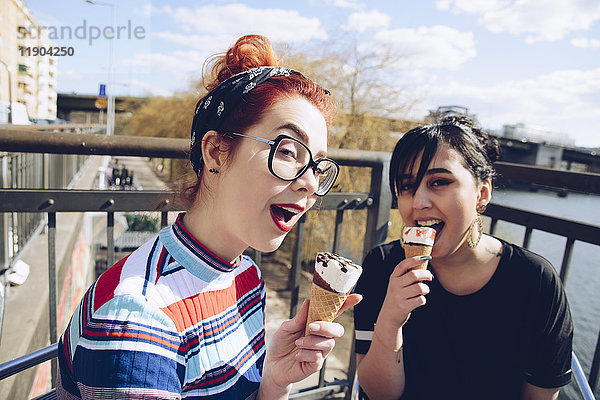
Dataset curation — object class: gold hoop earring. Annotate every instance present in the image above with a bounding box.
[467,215,483,248]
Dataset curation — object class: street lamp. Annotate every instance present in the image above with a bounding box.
[0,60,13,124]
[86,0,115,136]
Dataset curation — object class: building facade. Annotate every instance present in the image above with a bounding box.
[0,0,57,121]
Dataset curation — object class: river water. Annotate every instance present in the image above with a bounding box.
[491,188,600,399]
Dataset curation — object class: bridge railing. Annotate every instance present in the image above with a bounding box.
[0,130,599,399]
[0,125,104,273]
[0,129,391,399]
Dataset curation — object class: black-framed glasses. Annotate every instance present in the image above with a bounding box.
[227,132,339,196]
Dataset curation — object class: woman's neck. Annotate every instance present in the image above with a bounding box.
[429,234,502,295]
[183,203,246,264]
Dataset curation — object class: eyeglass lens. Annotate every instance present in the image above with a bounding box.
[272,138,337,195]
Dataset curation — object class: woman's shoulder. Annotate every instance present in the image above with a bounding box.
[364,239,404,264]
[358,240,405,284]
[498,238,561,285]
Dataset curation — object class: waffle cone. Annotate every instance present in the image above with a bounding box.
[403,244,433,270]
[305,283,348,336]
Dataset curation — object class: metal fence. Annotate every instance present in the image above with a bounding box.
[0,130,599,399]
[0,125,102,273]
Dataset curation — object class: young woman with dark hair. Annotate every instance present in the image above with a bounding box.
[56,35,361,400]
[354,115,573,400]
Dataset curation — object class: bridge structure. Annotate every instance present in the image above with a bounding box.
[497,136,600,173]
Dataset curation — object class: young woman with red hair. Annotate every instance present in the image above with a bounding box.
[57,35,361,400]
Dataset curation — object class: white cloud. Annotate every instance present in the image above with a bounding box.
[167,4,327,43]
[122,78,172,97]
[122,50,205,74]
[121,50,210,93]
[342,9,391,32]
[436,0,508,14]
[59,69,84,80]
[136,3,156,18]
[438,0,600,42]
[326,0,365,10]
[416,67,600,146]
[374,25,476,70]
[153,32,232,53]
[571,37,600,48]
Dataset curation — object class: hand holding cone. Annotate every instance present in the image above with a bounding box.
[305,252,362,335]
[402,227,436,270]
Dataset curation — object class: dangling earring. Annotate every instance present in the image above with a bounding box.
[208,168,219,174]
[467,203,485,248]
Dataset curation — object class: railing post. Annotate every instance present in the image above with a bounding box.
[588,333,600,391]
[559,238,575,284]
[47,212,57,388]
[289,214,306,319]
[43,153,49,189]
[345,335,358,400]
[253,250,262,269]
[332,209,344,254]
[0,154,7,340]
[107,212,115,267]
[0,155,9,272]
[362,161,391,259]
[490,218,498,236]
[523,226,533,249]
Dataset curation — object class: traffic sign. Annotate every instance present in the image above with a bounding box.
[95,97,108,109]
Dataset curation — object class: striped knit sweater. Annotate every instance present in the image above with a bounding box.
[57,213,266,399]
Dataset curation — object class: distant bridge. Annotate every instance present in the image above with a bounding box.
[497,136,600,173]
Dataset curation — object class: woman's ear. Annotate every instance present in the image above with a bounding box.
[201,131,227,171]
[477,178,492,210]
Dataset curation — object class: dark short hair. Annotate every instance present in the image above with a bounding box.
[389,115,500,204]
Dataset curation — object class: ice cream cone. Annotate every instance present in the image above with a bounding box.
[403,243,433,270]
[305,283,348,335]
[402,227,436,270]
[305,252,362,336]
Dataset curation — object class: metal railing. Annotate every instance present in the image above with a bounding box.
[0,129,391,399]
[0,130,599,399]
[0,125,103,272]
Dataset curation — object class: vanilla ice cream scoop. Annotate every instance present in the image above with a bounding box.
[306,252,363,335]
[403,226,436,246]
[313,252,363,294]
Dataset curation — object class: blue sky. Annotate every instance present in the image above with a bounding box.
[23,0,600,147]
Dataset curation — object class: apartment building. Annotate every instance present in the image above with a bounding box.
[0,0,57,120]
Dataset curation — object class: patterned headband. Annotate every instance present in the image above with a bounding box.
[190,66,301,175]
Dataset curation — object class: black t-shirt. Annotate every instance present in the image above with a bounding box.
[354,238,573,400]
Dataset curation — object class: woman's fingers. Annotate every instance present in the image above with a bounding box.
[295,348,325,365]
[391,257,433,286]
[392,256,431,277]
[295,335,336,353]
[295,334,336,365]
[379,258,433,326]
[305,321,344,339]
[336,293,363,317]
[403,281,431,298]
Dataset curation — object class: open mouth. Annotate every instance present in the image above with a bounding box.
[270,204,303,232]
[416,219,445,237]
[271,205,297,223]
